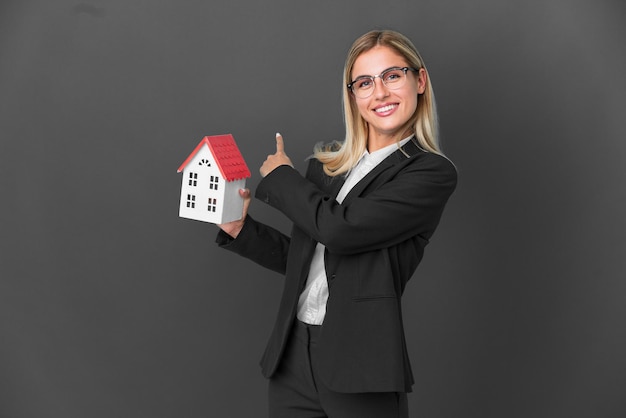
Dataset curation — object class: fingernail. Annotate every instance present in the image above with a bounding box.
[276,132,281,137]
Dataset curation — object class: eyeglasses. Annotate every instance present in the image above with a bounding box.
[347,67,419,99]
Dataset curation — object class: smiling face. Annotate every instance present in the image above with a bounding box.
[350,45,426,150]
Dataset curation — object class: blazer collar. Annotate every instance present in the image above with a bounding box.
[393,136,425,161]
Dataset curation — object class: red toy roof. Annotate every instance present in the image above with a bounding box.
[177,134,251,181]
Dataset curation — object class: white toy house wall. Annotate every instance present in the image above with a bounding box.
[178,146,246,224]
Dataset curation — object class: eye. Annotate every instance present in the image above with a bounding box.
[354,77,373,90]
[383,69,404,83]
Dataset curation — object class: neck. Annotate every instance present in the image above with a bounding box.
[366,129,413,152]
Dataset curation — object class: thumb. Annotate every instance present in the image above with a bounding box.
[275,132,285,153]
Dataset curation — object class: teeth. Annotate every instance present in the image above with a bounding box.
[375,104,397,113]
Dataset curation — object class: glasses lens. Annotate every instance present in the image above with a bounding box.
[352,77,374,98]
[382,68,406,88]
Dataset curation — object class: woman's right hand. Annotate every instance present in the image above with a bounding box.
[217,188,251,238]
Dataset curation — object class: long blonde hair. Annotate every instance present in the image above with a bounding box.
[314,30,442,176]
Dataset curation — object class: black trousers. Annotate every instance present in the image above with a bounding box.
[268,320,408,418]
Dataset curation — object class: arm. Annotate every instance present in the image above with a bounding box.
[255,154,457,255]
[215,189,290,275]
[216,215,290,275]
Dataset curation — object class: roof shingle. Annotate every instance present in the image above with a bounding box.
[177,134,251,181]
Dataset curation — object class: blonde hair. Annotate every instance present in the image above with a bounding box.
[314,30,442,176]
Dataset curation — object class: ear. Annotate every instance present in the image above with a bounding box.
[416,68,427,94]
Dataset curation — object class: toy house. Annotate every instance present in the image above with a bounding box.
[177,134,251,224]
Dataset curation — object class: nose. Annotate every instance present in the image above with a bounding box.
[372,77,389,98]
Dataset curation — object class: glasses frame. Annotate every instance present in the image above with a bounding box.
[347,67,419,98]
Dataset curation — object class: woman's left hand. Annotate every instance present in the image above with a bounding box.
[260,133,293,177]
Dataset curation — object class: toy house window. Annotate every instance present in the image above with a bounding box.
[209,176,219,190]
[199,159,211,167]
[186,194,196,208]
[208,198,217,212]
[188,172,198,186]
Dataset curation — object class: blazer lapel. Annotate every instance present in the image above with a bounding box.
[340,137,423,205]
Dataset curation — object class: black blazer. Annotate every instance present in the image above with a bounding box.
[217,138,457,393]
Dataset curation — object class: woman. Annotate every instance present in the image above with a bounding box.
[216,29,457,418]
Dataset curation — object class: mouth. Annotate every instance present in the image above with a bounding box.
[373,103,399,115]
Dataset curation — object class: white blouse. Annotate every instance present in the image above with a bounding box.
[296,136,413,325]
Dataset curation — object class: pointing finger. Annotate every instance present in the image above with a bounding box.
[275,132,285,153]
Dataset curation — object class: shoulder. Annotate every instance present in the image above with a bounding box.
[417,150,457,177]
[398,141,457,183]
[305,155,324,175]
[304,156,341,189]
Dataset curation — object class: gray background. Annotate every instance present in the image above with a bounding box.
[1,0,625,417]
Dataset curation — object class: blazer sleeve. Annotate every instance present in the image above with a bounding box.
[215,215,290,275]
[255,154,457,255]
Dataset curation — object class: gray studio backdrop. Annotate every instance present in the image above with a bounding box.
[1,1,625,417]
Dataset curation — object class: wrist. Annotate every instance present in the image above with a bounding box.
[220,218,245,239]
